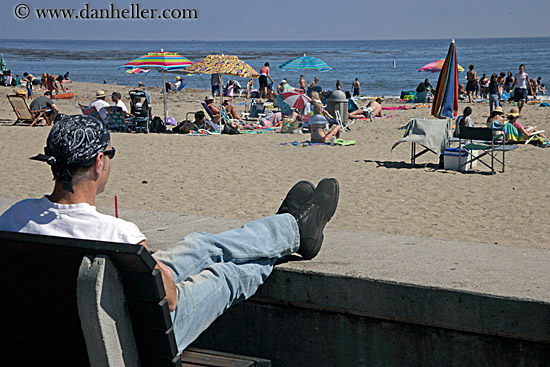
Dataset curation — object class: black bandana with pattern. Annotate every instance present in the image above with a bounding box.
[31,114,110,193]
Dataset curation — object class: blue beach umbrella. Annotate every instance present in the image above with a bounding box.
[277,54,332,84]
[431,40,459,119]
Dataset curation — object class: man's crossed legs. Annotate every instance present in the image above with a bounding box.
[153,178,339,350]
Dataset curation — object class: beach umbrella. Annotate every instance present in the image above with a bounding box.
[185,54,259,112]
[419,59,464,73]
[0,54,7,72]
[431,40,459,119]
[119,51,192,129]
[277,54,332,83]
[281,90,311,109]
[184,54,259,79]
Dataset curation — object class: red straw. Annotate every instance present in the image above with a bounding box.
[114,196,119,218]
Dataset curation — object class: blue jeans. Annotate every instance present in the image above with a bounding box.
[489,94,500,111]
[153,213,300,351]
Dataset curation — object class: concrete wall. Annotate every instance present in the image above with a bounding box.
[193,269,550,367]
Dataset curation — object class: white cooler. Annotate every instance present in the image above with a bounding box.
[443,148,478,172]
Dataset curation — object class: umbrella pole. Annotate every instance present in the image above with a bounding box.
[162,70,168,133]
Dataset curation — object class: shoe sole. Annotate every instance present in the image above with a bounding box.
[301,178,339,259]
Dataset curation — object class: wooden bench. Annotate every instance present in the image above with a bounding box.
[0,230,270,367]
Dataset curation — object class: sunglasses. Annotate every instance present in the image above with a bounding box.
[103,147,116,159]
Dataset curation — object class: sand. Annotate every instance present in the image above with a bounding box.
[1,81,549,249]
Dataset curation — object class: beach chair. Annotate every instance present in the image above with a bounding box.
[523,126,546,145]
[220,106,239,127]
[7,94,51,126]
[457,126,518,174]
[335,110,353,132]
[276,94,292,115]
[242,102,266,120]
[0,231,272,366]
[78,103,102,122]
[348,98,359,113]
[201,102,223,132]
[106,106,130,132]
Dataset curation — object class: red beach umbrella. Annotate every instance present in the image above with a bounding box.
[281,90,311,109]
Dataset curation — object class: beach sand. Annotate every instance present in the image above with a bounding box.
[1,81,549,249]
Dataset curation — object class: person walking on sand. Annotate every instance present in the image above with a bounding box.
[259,62,274,99]
[466,64,478,103]
[352,78,361,97]
[511,64,534,116]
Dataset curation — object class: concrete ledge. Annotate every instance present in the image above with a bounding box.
[1,197,549,365]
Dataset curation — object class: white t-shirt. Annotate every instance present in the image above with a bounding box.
[115,99,128,113]
[0,196,146,244]
[515,72,528,89]
[90,99,111,123]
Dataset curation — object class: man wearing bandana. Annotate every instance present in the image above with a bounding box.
[0,114,339,352]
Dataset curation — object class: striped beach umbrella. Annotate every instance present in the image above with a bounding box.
[431,40,459,119]
[419,59,464,73]
[120,51,192,129]
[282,90,311,109]
[277,54,332,84]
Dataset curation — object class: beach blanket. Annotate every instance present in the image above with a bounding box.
[54,92,75,99]
[382,106,409,110]
[261,112,283,127]
[280,139,355,147]
[392,118,452,155]
[540,102,550,107]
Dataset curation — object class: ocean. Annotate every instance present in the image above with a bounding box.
[1,37,549,97]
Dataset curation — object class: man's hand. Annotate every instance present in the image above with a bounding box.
[139,240,178,312]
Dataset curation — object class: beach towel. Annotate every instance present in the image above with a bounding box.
[261,112,283,127]
[392,118,452,155]
[382,106,409,110]
[540,102,550,107]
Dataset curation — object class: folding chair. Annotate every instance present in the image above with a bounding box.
[201,102,223,132]
[457,126,518,174]
[523,126,546,145]
[7,94,51,126]
[77,103,102,122]
[335,110,354,132]
[106,106,130,132]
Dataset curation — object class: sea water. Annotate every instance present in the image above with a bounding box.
[1,37,548,97]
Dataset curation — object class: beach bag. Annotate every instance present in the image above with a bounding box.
[150,116,166,133]
[222,123,239,135]
[281,117,302,134]
[173,120,198,134]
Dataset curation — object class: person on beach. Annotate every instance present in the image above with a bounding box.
[466,64,478,103]
[0,114,339,352]
[453,107,475,138]
[309,102,341,143]
[352,78,361,97]
[29,91,59,124]
[424,79,434,94]
[336,80,343,91]
[299,75,307,92]
[111,92,132,118]
[259,62,274,99]
[211,74,221,96]
[308,77,320,90]
[90,90,111,125]
[166,76,183,92]
[479,74,489,99]
[277,79,295,94]
[511,64,534,116]
[222,99,242,121]
[348,99,383,120]
[458,83,467,100]
[25,73,34,100]
[506,107,549,143]
[486,106,505,128]
[505,72,514,92]
[488,74,501,112]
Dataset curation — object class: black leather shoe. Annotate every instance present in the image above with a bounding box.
[277,181,315,215]
[294,178,339,259]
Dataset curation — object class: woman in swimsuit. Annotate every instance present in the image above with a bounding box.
[466,64,478,103]
[258,62,273,99]
[309,103,340,143]
[348,99,383,120]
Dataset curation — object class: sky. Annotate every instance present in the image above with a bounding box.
[1,0,549,41]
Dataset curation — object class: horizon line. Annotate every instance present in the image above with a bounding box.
[1,36,548,43]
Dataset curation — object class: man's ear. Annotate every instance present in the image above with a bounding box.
[93,153,104,174]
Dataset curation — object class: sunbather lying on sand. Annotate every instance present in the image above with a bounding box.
[348,99,383,119]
